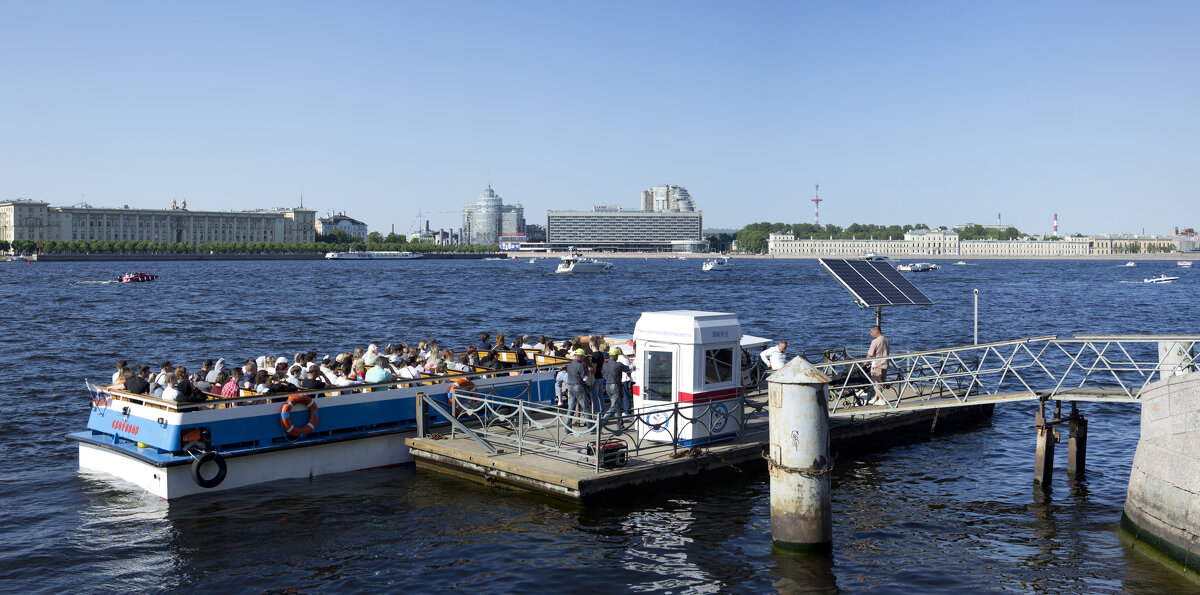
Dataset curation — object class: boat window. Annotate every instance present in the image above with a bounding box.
[703,347,735,386]
[643,350,674,402]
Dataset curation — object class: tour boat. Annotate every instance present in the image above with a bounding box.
[324,251,422,260]
[1144,275,1179,284]
[555,249,613,273]
[896,262,940,272]
[70,357,563,499]
[118,272,158,282]
[702,257,732,272]
[1178,261,1193,268]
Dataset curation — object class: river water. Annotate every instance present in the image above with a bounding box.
[1,257,1197,593]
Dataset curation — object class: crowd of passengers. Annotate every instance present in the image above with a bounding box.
[105,333,624,404]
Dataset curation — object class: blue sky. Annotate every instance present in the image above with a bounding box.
[2,1,1197,236]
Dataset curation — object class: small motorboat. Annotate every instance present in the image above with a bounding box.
[1124,261,1136,267]
[861,252,889,261]
[896,262,940,272]
[1178,261,1193,268]
[555,249,613,273]
[952,260,969,266]
[118,272,158,283]
[1144,274,1179,284]
[702,257,732,272]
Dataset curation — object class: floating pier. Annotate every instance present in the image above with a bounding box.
[405,393,993,503]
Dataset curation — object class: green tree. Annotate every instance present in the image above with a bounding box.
[0,240,9,253]
[366,231,383,244]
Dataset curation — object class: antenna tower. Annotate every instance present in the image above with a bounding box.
[812,184,823,226]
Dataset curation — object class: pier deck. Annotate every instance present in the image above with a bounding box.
[406,398,993,503]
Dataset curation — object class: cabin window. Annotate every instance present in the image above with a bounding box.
[643,350,674,402]
[703,347,735,386]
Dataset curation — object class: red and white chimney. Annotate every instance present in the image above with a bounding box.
[1053,213,1058,234]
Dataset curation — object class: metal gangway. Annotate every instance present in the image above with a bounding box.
[810,335,1199,418]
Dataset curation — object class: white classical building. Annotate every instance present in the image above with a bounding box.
[315,213,368,240]
[0,199,315,246]
[767,228,1099,257]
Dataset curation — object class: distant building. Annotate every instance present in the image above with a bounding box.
[0,199,315,246]
[462,185,524,245]
[546,207,703,252]
[640,184,696,212]
[767,229,1187,257]
[316,213,368,240]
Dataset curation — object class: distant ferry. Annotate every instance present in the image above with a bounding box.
[325,251,422,260]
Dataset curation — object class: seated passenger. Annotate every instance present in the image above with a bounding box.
[300,367,328,390]
[450,354,471,372]
[222,369,243,399]
[112,359,128,385]
[286,365,304,387]
[253,370,271,394]
[398,356,422,379]
[154,360,173,388]
[110,368,135,390]
[169,366,206,403]
[364,359,395,384]
[124,365,151,395]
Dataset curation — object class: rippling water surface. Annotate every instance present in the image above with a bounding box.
[1,257,1197,593]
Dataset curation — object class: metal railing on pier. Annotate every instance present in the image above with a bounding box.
[417,388,766,472]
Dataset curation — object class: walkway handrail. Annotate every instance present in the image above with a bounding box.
[816,336,1200,414]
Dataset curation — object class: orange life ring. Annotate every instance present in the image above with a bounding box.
[446,378,475,397]
[446,378,474,416]
[280,394,319,437]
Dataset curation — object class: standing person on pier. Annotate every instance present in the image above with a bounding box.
[565,348,592,426]
[867,326,890,405]
[760,340,788,370]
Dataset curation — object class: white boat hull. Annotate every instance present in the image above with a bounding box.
[555,261,612,273]
[78,431,415,500]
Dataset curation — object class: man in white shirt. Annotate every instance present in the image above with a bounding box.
[760,340,788,370]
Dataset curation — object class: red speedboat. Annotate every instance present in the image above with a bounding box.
[118,272,158,283]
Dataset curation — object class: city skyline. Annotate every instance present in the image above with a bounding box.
[2,2,1197,237]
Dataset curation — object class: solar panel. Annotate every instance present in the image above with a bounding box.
[818,258,933,307]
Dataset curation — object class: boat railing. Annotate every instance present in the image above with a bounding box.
[97,356,571,413]
[421,388,760,472]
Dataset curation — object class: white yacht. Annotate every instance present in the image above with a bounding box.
[325,251,421,260]
[555,249,613,274]
[896,262,940,272]
[702,257,732,272]
[1144,274,1180,284]
[861,253,889,261]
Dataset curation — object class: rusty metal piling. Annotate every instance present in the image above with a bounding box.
[768,357,833,554]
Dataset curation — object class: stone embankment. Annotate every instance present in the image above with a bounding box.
[1123,371,1200,573]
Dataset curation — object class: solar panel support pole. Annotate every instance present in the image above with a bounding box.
[973,289,979,345]
[875,306,882,329]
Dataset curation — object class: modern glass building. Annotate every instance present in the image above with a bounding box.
[462,185,524,245]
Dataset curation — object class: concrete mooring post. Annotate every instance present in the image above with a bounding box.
[768,356,833,554]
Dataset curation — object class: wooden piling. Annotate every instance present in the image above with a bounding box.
[1034,405,1058,489]
[1068,404,1087,479]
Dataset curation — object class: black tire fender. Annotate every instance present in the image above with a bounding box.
[190,450,227,488]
